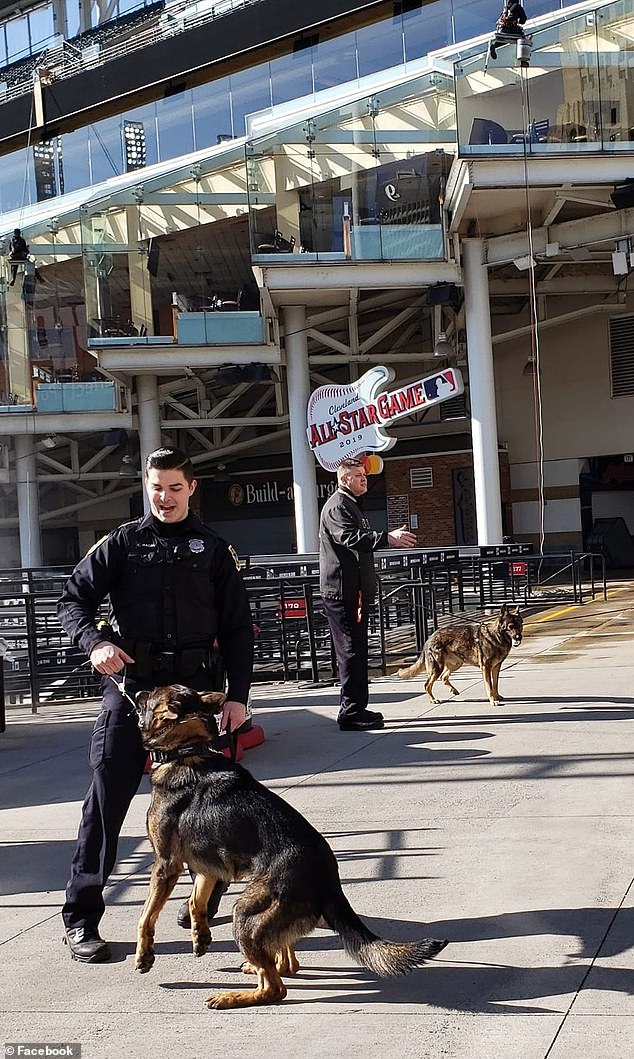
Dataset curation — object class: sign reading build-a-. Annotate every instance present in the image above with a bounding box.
[306,365,464,471]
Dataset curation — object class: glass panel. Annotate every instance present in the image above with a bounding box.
[0,28,7,67]
[248,75,452,264]
[28,5,56,49]
[271,47,314,107]
[157,90,194,161]
[230,62,272,137]
[192,77,233,149]
[455,7,603,155]
[403,4,453,61]
[81,208,133,342]
[452,0,500,46]
[5,15,30,62]
[356,16,405,78]
[597,0,634,149]
[89,117,124,184]
[313,32,358,94]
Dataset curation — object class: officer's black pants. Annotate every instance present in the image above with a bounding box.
[63,668,225,932]
[322,597,369,721]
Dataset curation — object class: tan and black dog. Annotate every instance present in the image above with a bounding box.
[134,684,447,1009]
[398,604,523,706]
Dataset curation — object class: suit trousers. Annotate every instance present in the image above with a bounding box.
[63,668,220,931]
[322,596,369,721]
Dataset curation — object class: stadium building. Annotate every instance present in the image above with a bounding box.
[1,0,634,565]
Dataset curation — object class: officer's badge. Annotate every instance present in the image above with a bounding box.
[189,539,205,554]
[228,544,241,570]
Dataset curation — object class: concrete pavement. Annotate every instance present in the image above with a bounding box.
[1,586,633,1059]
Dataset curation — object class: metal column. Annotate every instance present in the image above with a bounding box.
[136,374,162,513]
[15,435,42,567]
[462,238,504,545]
[283,305,319,553]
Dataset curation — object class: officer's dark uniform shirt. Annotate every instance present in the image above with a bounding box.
[57,511,253,703]
[319,486,387,605]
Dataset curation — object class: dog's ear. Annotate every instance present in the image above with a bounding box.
[198,691,227,713]
[135,690,150,711]
[500,604,509,616]
[511,606,521,616]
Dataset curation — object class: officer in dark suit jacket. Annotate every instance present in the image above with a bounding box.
[319,458,416,731]
[58,447,253,962]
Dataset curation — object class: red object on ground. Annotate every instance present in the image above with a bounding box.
[143,723,265,772]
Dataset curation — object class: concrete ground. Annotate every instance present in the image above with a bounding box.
[1,585,633,1059]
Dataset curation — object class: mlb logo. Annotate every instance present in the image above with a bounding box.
[423,371,456,402]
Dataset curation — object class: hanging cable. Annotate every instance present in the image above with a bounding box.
[518,62,546,558]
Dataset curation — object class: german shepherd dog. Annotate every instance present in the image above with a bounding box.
[134,685,448,1009]
[398,605,523,706]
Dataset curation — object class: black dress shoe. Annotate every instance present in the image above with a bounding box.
[63,927,111,963]
[177,879,228,929]
[338,710,384,731]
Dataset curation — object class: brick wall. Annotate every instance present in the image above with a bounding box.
[383,450,512,546]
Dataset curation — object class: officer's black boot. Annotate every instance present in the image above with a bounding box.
[177,879,228,929]
[63,925,112,963]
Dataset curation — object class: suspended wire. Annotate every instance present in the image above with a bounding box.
[519,61,546,558]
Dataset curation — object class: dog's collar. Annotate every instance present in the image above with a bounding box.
[149,741,218,764]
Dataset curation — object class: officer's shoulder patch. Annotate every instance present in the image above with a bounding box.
[228,543,241,570]
[84,533,109,559]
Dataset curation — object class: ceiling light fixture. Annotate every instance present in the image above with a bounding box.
[433,331,454,358]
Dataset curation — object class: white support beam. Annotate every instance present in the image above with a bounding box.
[492,303,628,345]
[486,206,634,266]
[0,413,134,436]
[97,346,282,372]
[262,261,462,294]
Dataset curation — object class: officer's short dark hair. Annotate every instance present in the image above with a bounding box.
[145,447,195,483]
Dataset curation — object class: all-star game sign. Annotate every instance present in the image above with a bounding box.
[306,365,465,471]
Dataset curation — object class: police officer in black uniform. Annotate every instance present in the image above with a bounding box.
[319,458,416,732]
[58,446,254,962]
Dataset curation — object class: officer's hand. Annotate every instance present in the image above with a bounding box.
[387,524,417,549]
[220,699,247,733]
[90,641,135,675]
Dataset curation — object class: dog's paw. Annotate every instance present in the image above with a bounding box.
[135,951,155,973]
[241,961,257,975]
[193,929,212,957]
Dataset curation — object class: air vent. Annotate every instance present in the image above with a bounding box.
[440,393,468,420]
[410,467,433,488]
[610,313,634,397]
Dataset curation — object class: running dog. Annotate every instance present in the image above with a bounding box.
[134,684,448,1009]
[398,604,523,706]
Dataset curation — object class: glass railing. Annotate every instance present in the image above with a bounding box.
[247,72,457,263]
[455,0,634,155]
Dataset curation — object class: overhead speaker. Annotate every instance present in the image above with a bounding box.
[610,179,634,210]
[147,239,160,277]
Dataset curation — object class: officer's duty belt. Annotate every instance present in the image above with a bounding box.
[121,641,210,680]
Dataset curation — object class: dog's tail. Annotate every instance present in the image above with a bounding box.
[322,893,447,977]
[397,642,430,680]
